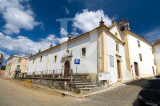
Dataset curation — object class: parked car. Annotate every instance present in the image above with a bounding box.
[155,74,160,78]
[137,78,160,105]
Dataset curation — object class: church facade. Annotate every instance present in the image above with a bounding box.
[27,18,157,86]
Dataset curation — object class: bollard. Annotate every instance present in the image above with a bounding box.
[52,70,55,78]
[41,71,43,78]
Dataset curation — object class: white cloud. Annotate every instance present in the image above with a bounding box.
[143,27,160,43]
[0,0,40,35]
[0,32,68,56]
[72,9,112,33]
[60,28,68,36]
[65,8,70,14]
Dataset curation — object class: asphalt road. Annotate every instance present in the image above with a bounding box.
[0,78,149,106]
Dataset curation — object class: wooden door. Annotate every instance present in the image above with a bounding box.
[64,61,70,78]
[134,62,139,76]
[117,60,121,79]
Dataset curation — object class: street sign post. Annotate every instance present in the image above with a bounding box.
[74,58,80,93]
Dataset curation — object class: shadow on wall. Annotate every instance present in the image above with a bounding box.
[125,78,149,87]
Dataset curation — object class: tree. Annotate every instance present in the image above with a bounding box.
[1,65,6,70]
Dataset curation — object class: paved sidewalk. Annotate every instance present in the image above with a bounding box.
[0,78,149,106]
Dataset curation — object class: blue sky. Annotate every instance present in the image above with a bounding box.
[0,0,160,64]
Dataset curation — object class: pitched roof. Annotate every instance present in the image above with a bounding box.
[0,70,5,74]
[153,40,160,46]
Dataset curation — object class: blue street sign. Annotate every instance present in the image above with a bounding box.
[74,58,80,64]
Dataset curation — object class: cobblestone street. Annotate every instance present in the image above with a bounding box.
[0,78,149,106]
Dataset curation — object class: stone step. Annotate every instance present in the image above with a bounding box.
[78,88,93,90]
[72,82,96,85]
[76,84,97,88]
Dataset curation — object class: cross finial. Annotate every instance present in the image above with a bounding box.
[68,34,72,40]
[112,17,115,21]
[50,42,53,48]
[99,17,104,27]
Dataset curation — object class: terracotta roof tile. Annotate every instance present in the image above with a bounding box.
[153,40,160,46]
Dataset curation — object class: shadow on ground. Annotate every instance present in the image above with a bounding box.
[125,78,150,87]
[132,99,140,106]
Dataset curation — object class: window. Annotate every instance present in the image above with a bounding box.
[137,40,141,47]
[33,58,35,64]
[116,43,119,52]
[81,47,86,57]
[139,54,142,61]
[18,58,22,63]
[40,56,42,62]
[17,65,20,68]
[54,55,57,63]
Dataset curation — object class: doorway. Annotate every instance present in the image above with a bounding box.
[134,62,139,77]
[117,60,122,81]
[64,61,70,78]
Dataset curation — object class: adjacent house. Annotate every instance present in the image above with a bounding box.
[5,55,28,78]
[0,53,3,71]
[153,40,160,74]
[27,18,157,86]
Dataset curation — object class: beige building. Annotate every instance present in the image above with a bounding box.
[153,40,160,74]
[0,53,3,70]
[5,54,28,78]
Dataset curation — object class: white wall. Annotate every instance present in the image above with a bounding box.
[128,34,155,76]
[105,31,131,84]
[28,32,98,75]
[109,26,122,41]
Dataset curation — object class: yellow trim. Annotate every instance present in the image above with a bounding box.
[54,55,57,63]
[102,31,105,72]
[153,47,160,74]
[46,52,50,72]
[115,24,124,41]
[81,47,86,58]
[98,31,101,73]
[30,25,124,58]
[123,31,132,72]
[103,32,108,72]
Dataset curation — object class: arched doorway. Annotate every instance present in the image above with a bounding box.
[64,61,70,78]
[134,62,139,77]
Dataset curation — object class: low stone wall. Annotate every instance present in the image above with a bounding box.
[31,79,72,91]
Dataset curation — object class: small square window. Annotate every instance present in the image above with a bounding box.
[40,56,42,62]
[17,65,20,68]
[137,40,141,47]
[81,47,86,57]
[18,58,22,63]
[54,55,57,63]
[139,54,142,61]
[116,44,119,52]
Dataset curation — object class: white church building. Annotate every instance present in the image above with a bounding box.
[27,18,157,86]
